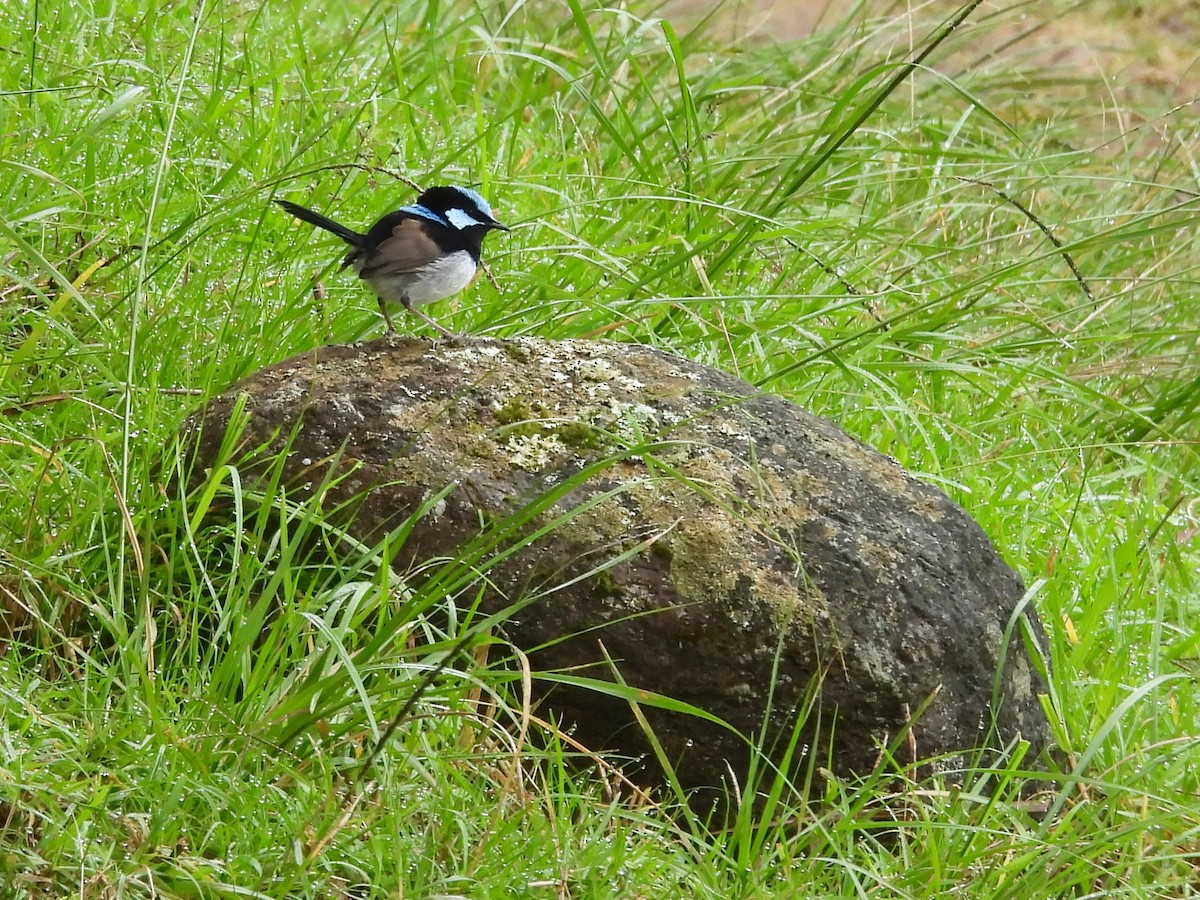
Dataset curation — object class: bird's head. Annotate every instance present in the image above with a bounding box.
[407,185,508,234]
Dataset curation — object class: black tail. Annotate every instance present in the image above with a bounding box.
[275,199,364,246]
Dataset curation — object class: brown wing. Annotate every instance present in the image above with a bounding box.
[357,217,444,279]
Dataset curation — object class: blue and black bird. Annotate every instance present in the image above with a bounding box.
[277,185,508,338]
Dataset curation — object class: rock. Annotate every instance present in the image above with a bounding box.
[178,336,1051,805]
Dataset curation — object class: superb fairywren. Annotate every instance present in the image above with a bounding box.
[277,185,508,338]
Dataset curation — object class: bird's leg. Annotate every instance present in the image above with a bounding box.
[402,297,458,340]
[379,298,398,333]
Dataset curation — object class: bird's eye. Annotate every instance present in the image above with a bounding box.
[445,208,484,230]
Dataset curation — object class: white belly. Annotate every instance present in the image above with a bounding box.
[363,251,477,307]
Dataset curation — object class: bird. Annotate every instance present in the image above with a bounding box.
[276,185,508,338]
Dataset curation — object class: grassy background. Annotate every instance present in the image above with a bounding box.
[2,0,1198,895]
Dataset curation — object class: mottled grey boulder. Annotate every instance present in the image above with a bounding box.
[178,336,1051,803]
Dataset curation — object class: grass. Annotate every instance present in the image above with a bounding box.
[2,0,1199,895]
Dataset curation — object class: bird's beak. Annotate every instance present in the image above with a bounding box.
[491,219,510,232]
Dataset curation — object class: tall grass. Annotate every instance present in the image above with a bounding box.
[1,0,1197,895]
